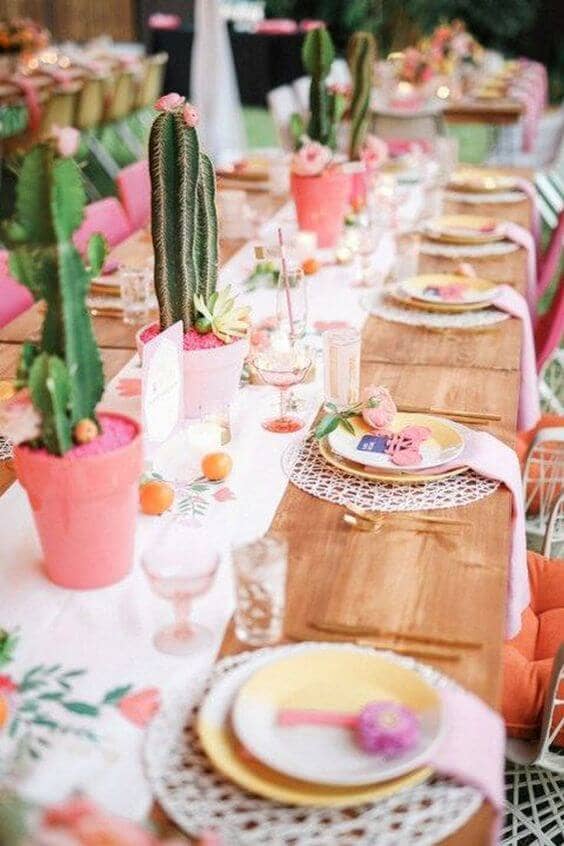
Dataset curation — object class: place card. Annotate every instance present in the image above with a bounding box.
[142,321,183,457]
[357,434,389,454]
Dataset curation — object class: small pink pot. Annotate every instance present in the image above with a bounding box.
[14,412,142,590]
[290,168,351,247]
[137,325,249,418]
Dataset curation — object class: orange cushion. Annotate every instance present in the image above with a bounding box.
[517,414,564,515]
[502,551,564,745]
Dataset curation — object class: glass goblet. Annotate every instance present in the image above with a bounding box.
[276,265,308,341]
[252,344,312,433]
[142,520,221,656]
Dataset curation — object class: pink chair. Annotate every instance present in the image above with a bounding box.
[0,250,33,328]
[116,160,151,231]
[535,274,564,371]
[537,212,564,300]
[73,198,132,255]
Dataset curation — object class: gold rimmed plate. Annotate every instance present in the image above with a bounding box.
[448,169,518,194]
[388,287,494,314]
[397,274,499,309]
[423,214,505,244]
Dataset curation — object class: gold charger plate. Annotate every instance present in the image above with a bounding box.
[448,169,518,194]
[388,289,493,314]
[424,214,505,244]
[319,438,467,485]
[197,647,432,806]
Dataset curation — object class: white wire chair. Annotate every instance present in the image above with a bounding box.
[503,495,564,844]
[266,84,300,151]
[523,426,564,543]
[539,349,563,416]
[292,75,311,115]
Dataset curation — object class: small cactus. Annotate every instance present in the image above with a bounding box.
[348,31,377,160]
[302,26,345,151]
[149,106,219,332]
[2,142,107,456]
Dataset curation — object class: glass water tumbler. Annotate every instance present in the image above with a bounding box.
[233,536,288,646]
[323,327,361,408]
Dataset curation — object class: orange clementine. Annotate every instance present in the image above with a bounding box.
[0,695,9,729]
[201,452,233,481]
[139,480,174,515]
[301,257,320,275]
[74,418,98,444]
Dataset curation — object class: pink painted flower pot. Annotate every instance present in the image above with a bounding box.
[14,412,142,590]
[291,168,351,248]
[137,325,248,419]
[349,164,377,212]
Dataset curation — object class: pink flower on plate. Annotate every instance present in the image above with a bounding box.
[0,388,41,445]
[213,487,236,502]
[183,102,199,127]
[291,141,332,176]
[361,134,388,169]
[118,687,161,728]
[51,125,80,158]
[155,92,185,112]
[361,385,397,431]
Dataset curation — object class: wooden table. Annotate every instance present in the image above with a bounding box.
[0,174,532,845]
[444,97,523,126]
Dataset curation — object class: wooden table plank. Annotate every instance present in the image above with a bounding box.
[444,97,523,125]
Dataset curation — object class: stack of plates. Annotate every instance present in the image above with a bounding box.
[422,214,505,244]
[320,411,467,484]
[448,169,518,194]
[390,273,501,314]
[196,645,445,807]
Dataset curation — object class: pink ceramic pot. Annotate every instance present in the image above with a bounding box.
[290,168,351,247]
[14,412,142,590]
[137,325,248,419]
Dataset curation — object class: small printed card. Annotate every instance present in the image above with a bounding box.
[357,434,390,454]
[142,321,183,455]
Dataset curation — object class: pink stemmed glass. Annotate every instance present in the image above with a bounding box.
[142,521,221,656]
[252,346,312,433]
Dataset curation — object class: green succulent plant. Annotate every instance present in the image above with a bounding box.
[348,31,377,160]
[302,26,347,151]
[2,143,107,456]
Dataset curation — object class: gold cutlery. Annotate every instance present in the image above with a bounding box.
[310,619,481,651]
[354,638,461,662]
[345,503,471,527]
[397,404,501,422]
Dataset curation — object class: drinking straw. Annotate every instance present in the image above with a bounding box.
[277,227,296,337]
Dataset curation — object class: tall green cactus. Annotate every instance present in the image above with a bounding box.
[149,109,218,331]
[348,31,377,160]
[2,143,107,455]
[302,26,345,151]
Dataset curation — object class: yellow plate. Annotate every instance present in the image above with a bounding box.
[319,438,467,484]
[389,289,492,314]
[399,273,498,307]
[448,169,517,194]
[424,214,505,244]
[197,647,433,806]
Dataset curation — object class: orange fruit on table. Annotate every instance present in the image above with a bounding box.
[0,695,9,729]
[302,257,320,275]
[201,452,233,481]
[139,480,174,515]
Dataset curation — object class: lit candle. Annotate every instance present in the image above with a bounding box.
[294,231,318,262]
[185,422,223,461]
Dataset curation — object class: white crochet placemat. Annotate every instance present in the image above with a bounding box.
[420,240,519,258]
[361,291,510,330]
[445,190,526,204]
[0,435,13,462]
[282,434,499,513]
[145,643,483,846]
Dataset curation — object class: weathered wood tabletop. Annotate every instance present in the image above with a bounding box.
[0,173,533,844]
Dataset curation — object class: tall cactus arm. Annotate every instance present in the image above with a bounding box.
[14,144,55,244]
[150,111,201,330]
[348,32,376,160]
[194,152,219,305]
[28,353,73,456]
[303,27,335,147]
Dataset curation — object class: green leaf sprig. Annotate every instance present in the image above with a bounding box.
[314,401,362,439]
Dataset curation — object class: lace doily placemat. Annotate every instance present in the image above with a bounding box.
[445,190,526,204]
[145,643,483,846]
[420,240,519,258]
[0,435,13,462]
[361,291,510,330]
[281,434,499,513]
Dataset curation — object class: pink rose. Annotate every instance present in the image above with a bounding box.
[155,92,185,111]
[213,487,236,502]
[361,385,397,431]
[361,135,388,169]
[291,141,332,176]
[118,688,161,727]
[0,388,41,445]
[182,102,199,127]
[51,125,80,158]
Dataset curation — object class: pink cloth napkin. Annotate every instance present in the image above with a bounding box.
[432,686,505,845]
[493,285,541,430]
[502,222,537,314]
[513,177,540,253]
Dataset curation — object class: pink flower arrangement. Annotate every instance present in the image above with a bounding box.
[291,141,332,177]
[399,48,435,86]
[51,125,80,158]
[360,134,388,170]
[361,385,397,430]
[0,388,41,445]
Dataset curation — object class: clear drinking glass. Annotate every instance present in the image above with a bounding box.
[354,214,388,287]
[252,343,312,433]
[322,327,361,408]
[142,521,221,656]
[393,231,421,283]
[434,136,459,186]
[120,266,152,326]
[233,535,288,646]
[276,266,308,340]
